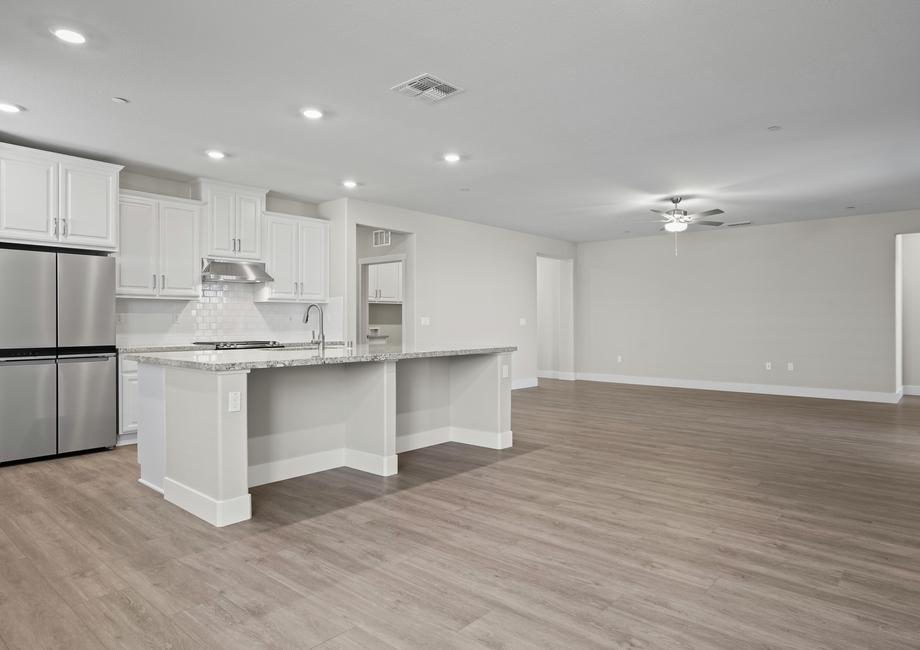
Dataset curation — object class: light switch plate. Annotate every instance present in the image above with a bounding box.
[228,391,241,412]
[420,316,431,326]
[787,362,794,371]
[519,318,527,326]
[764,361,772,371]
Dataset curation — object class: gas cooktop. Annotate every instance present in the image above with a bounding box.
[193,340,285,350]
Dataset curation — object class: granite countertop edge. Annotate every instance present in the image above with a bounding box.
[122,346,517,371]
[118,341,345,353]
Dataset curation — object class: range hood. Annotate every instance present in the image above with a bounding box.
[201,259,274,284]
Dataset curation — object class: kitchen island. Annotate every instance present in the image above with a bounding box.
[125,344,514,526]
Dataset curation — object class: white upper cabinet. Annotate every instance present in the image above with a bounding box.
[368,261,403,303]
[117,191,200,299]
[195,179,266,260]
[256,212,329,303]
[0,143,121,250]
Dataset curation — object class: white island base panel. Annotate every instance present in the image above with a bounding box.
[137,352,512,527]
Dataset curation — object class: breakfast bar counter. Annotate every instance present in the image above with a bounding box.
[125,344,514,526]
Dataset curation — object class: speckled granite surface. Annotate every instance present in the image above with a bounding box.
[117,341,345,354]
[122,345,516,371]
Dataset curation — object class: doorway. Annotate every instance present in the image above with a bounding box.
[359,257,405,346]
[536,255,575,381]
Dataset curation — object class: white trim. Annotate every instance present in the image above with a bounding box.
[451,427,513,450]
[575,372,903,404]
[904,385,920,396]
[137,478,164,494]
[116,432,137,446]
[248,448,345,487]
[512,377,538,390]
[345,449,398,476]
[537,370,576,380]
[396,427,452,453]
[163,477,251,527]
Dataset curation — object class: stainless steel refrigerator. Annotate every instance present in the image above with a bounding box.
[0,247,116,463]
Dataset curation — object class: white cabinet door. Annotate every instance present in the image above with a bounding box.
[117,197,158,296]
[368,264,379,301]
[59,161,118,249]
[299,219,329,301]
[376,262,402,302]
[120,370,139,434]
[264,215,299,301]
[158,201,200,297]
[207,188,235,257]
[0,151,58,243]
[235,192,262,259]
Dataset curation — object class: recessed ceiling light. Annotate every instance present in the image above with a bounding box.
[846,206,855,209]
[342,179,358,189]
[443,152,461,163]
[767,125,782,132]
[52,28,86,44]
[459,187,471,192]
[0,103,23,114]
[302,108,323,120]
[111,97,130,104]
[206,150,226,160]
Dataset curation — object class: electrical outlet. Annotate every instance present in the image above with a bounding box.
[420,316,431,326]
[617,355,623,363]
[519,318,527,326]
[787,362,794,371]
[764,361,772,371]
[228,391,241,413]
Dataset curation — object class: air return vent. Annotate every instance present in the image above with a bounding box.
[391,73,463,103]
[372,230,391,247]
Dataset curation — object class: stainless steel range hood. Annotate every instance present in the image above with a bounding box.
[201,259,274,284]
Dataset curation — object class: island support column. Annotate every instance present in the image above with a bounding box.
[161,367,252,527]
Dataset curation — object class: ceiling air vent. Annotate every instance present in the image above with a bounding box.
[372,230,391,247]
[725,221,752,227]
[391,73,463,104]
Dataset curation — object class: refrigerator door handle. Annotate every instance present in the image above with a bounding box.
[57,354,116,362]
[0,356,57,364]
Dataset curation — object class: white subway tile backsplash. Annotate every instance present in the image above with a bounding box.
[116,283,344,347]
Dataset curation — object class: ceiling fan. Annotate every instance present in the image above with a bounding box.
[651,196,724,232]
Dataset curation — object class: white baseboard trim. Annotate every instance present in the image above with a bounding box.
[137,478,164,494]
[163,477,251,527]
[512,377,538,390]
[575,372,903,404]
[537,371,576,381]
[451,427,513,450]
[345,449,398,476]
[248,448,345,488]
[396,427,452,453]
[116,432,137,447]
[904,385,920,396]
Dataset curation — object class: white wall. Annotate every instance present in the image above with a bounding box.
[320,199,576,387]
[536,256,574,379]
[902,233,920,391]
[576,210,920,401]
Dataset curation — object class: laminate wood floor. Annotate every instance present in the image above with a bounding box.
[2,379,920,649]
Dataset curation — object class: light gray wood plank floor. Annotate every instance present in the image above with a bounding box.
[1,379,919,648]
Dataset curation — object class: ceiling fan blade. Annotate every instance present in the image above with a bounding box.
[693,220,724,227]
[686,208,724,218]
[650,208,669,215]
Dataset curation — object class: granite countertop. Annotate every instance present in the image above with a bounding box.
[122,344,516,372]
[118,341,345,354]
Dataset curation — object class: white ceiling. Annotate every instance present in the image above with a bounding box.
[2,0,919,242]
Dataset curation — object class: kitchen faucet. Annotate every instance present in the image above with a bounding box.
[303,303,325,351]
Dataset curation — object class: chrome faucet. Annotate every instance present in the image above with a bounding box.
[303,303,325,351]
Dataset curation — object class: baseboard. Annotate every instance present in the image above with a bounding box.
[451,427,513,450]
[163,477,251,527]
[575,372,902,404]
[137,478,164,494]
[345,449,398,476]
[512,377,538,390]
[537,371,576,381]
[396,427,451,453]
[904,385,920,396]
[116,432,137,447]
[248,448,345,487]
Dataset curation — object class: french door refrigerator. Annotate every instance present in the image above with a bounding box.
[0,247,116,463]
